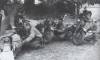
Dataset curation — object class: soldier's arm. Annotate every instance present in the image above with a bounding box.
[23,27,35,43]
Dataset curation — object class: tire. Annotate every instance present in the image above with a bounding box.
[43,31,54,43]
[72,31,85,45]
[33,37,44,48]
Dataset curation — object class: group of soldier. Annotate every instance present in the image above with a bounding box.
[0,9,97,57]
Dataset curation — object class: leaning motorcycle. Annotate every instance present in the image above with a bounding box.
[71,20,97,45]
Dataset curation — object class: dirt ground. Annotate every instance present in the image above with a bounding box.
[15,34,100,60]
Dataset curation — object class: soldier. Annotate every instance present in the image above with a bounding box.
[20,19,43,48]
[79,10,93,32]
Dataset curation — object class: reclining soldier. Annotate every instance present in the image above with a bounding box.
[16,18,43,48]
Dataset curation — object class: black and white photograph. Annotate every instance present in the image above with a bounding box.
[0,0,100,60]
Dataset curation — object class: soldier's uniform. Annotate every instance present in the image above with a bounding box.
[19,19,43,48]
[79,10,94,32]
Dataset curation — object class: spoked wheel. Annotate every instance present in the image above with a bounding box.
[43,31,54,43]
[72,31,86,45]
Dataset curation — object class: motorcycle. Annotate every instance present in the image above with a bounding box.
[71,20,97,45]
[50,20,70,41]
[36,20,55,44]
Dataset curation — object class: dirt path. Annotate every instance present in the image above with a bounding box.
[16,36,100,60]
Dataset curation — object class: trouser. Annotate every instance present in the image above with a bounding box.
[22,37,42,48]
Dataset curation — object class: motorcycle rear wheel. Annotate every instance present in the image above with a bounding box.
[72,31,86,45]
